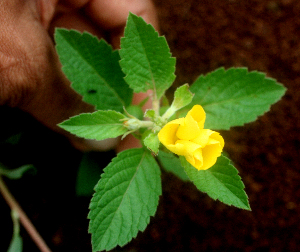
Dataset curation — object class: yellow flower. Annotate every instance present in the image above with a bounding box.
[158,105,224,170]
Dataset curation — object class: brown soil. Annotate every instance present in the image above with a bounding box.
[1,0,300,251]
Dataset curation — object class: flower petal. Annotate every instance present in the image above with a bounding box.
[176,113,201,140]
[185,148,204,169]
[201,134,224,170]
[192,129,213,147]
[209,132,225,149]
[158,104,224,171]
[201,144,222,170]
[176,105,206,140]
[175,140,201,156]
[188,105,206,129]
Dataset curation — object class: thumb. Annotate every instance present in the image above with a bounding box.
[0,0,111,151]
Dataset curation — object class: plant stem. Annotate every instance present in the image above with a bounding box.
[152,98,160,116]
[161,106,177,121]
[139,120,155,128]
[0,176,52,252]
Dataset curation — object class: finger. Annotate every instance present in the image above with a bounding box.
[38,0,58,29]
[1,0,102,151]
[115,135,142,153]
[49,10,105,39]
[83,0,158,150]
[38,0,157,152]
[56,0,89,9]
[53,0,157,151]
[84,0,159,48]
[132,90,153,111]
[85,0,158,30]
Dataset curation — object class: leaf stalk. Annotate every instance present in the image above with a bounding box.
[0,176,52,252]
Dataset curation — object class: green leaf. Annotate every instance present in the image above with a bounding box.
[0,164,35,180]
[55,29,133,112]
[162,84,194,120]
[76,153,104,197]
[125,105,144,120]
[144,109,156,120]
[157,151,189,181]
[143,132,160,154]
[180,155,250,210]
[120,13,176,99]
[161,95,170,107]
[184,67,286,130]
[171,84,194,111]
[3,133,22,145]
[88,148,162,251]
[8,210,22,252]
[59,110,128,140]
[7,234,22,252]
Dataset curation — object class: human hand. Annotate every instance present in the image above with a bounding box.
[0,0,158,151]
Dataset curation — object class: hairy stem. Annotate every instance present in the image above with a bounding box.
[161,106,177,121]
[0,176,52,252]
[152,98,160,116]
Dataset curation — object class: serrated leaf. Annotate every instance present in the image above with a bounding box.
[88,148,162,251]
[143,132,160,154]
[55,29,133,112]
[59,110,128,140]
[183,67,286,130]
[120,13,176,99]
[144,109,156,120]
[157,151,189,181]
[180,155,250,210]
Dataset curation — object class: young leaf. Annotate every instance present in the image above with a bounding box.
[88,148,162,251]
[180,155,250,210]
[183,67,286,130]
[143,132,160,154]
[0,164,35,180]
[171,84,194,111]
[157,151,189,181]
[55,29,133,112]
[120,13,176,99]
[144,109,156,120]
[162,84,194,120]
[59,110,128,140]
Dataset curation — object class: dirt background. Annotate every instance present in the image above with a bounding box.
[1,0,300,251]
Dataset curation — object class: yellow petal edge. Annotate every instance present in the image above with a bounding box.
[158,105,224,170]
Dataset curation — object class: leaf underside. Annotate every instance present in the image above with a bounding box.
[88,148,162,251]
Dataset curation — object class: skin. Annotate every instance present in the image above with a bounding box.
[0,0,158,151]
